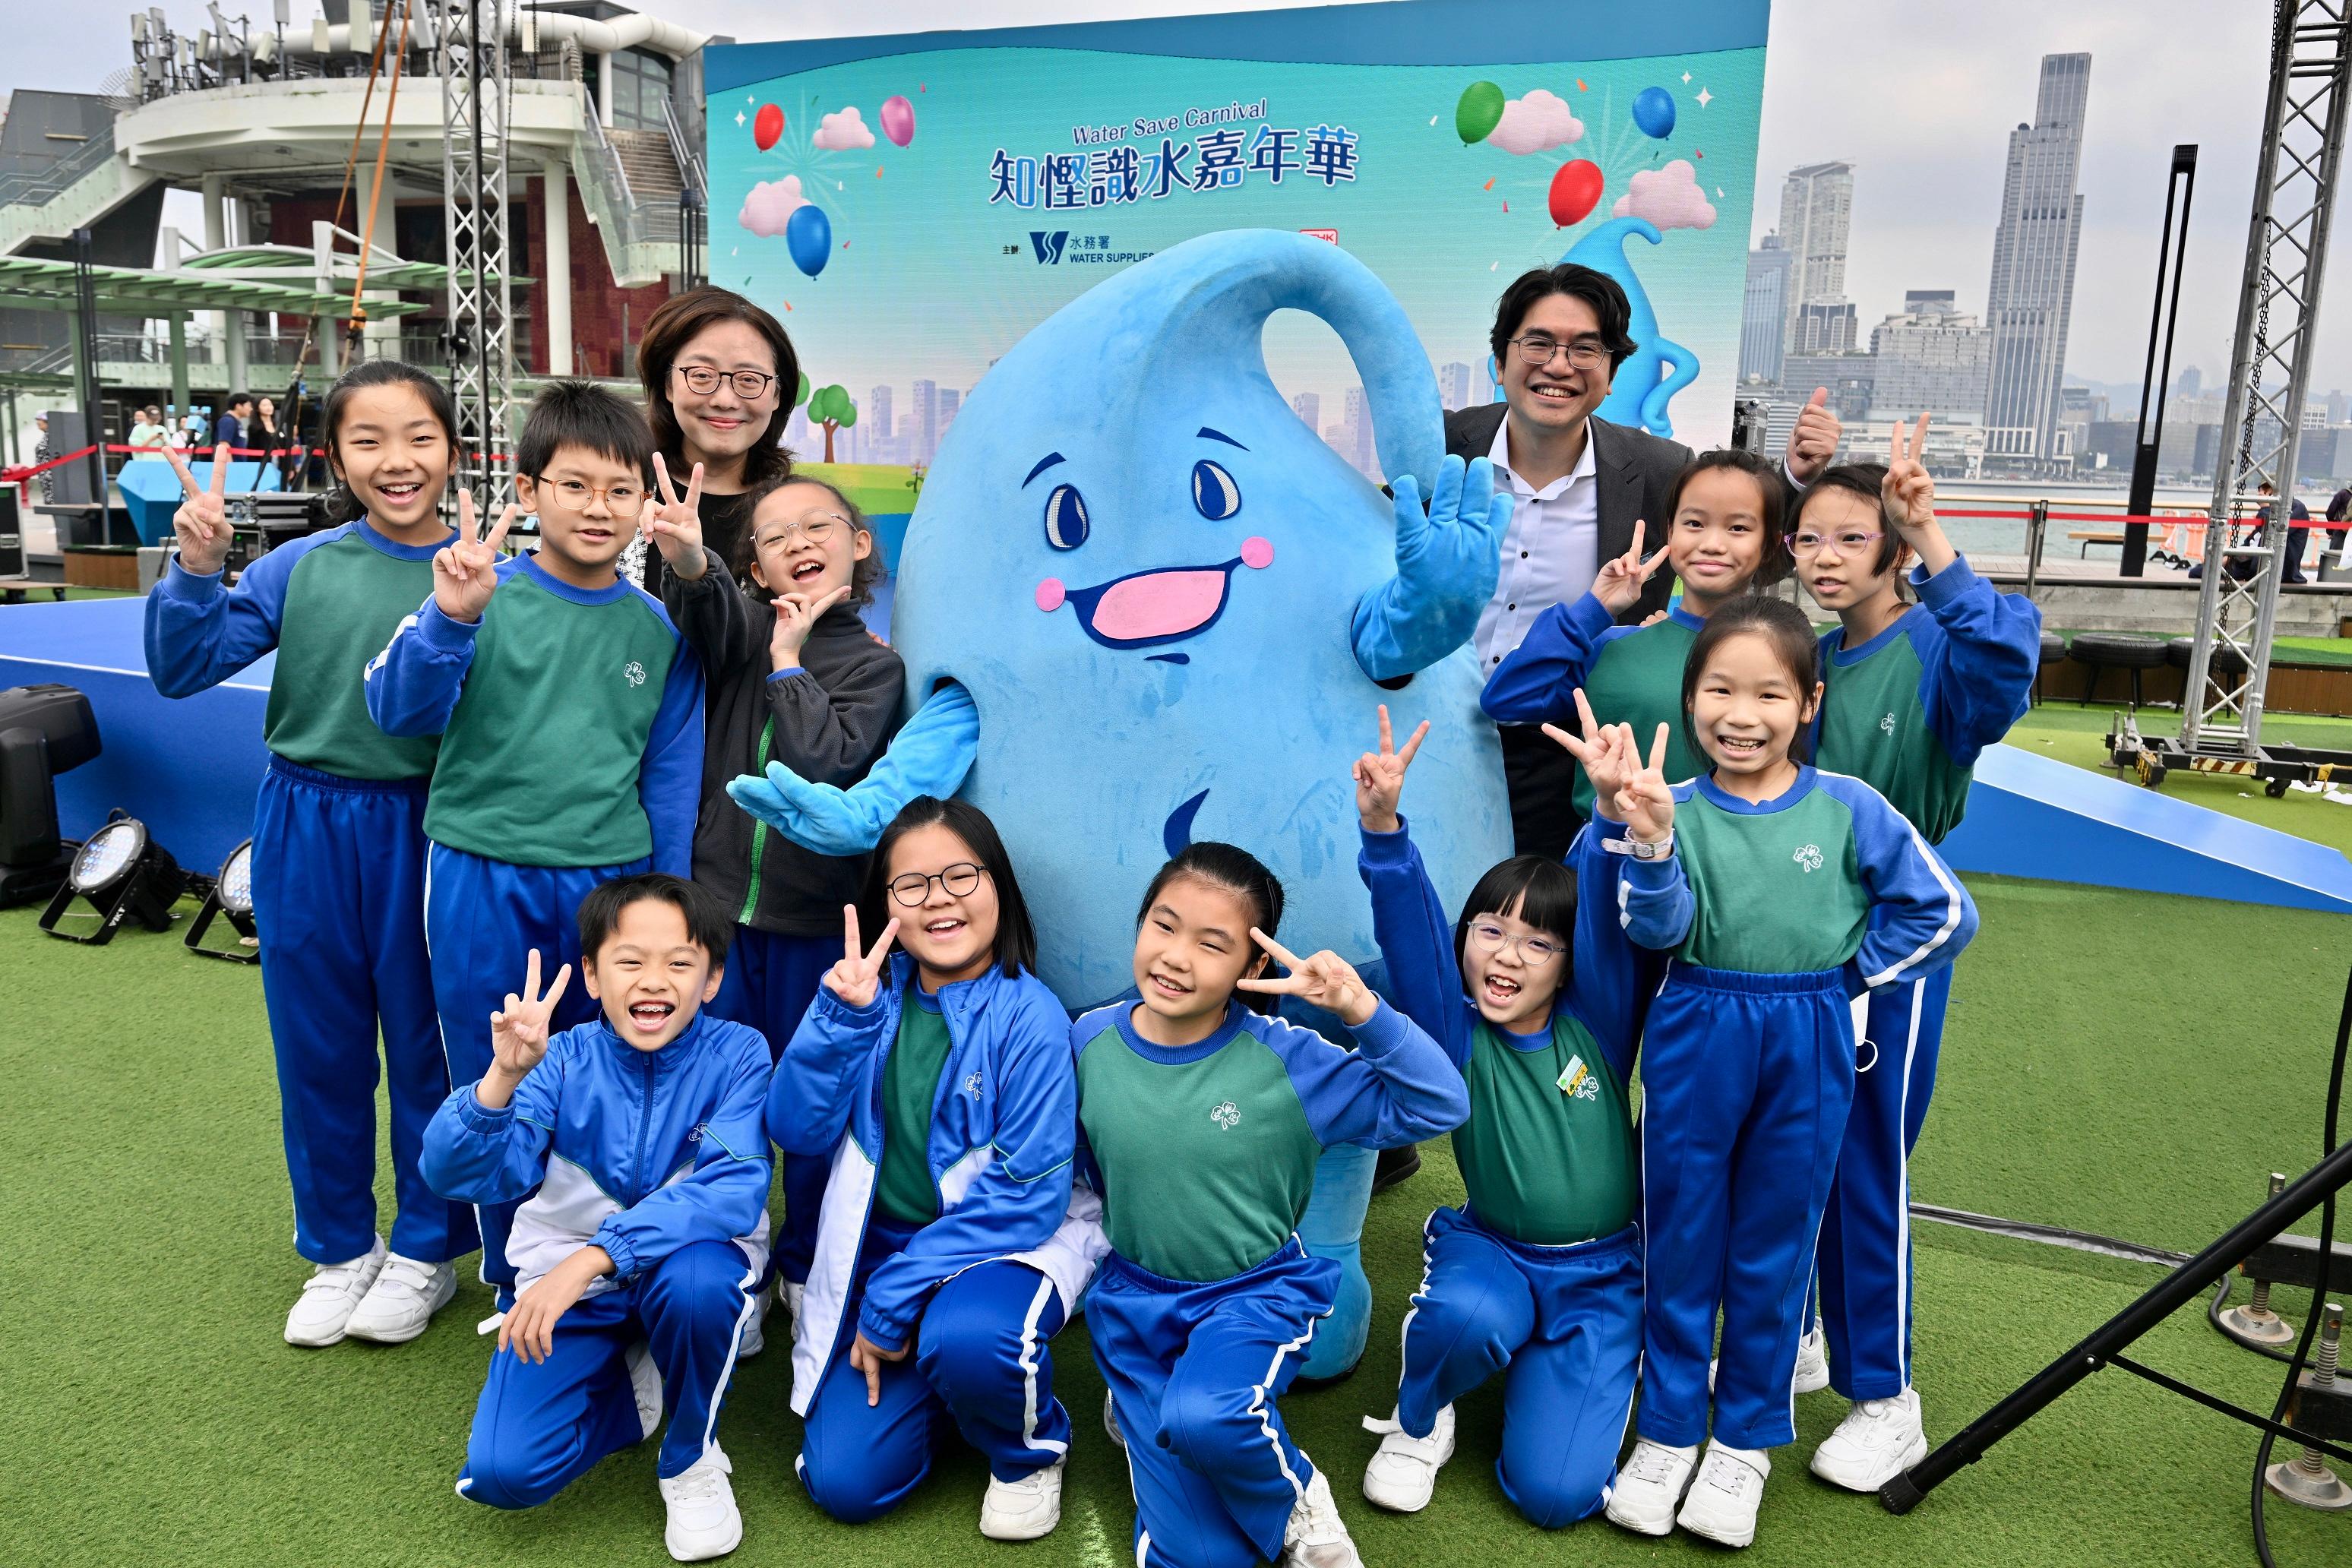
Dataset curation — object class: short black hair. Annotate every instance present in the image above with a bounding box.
[228,391,254,410]
[1680,595,1822,766]
[1140,841,1287,1014]
[1452,855,1578,977]
[1670,448,1792,587]
[1488,264,1638,376]
[738,473,887,608]
[861,795,1039,980]
[1796,462,1907,581]
[577,872,732,966]
[516,378,655,481]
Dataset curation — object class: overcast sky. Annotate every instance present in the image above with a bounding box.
[17,0,2314,397]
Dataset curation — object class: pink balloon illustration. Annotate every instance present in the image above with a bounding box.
[880,94,915,148]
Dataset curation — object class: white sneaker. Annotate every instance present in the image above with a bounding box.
[1360,1404,1455,1512]
[1793,1322,1830,1395]
[1104,1388,1127,1449]
[1604,1439,1696,1535]
[627,1339,665,1441]
[659,1446,742,1562]
[343,1253,457,1344]
[1676,1443,1769,1549]
[1281,1468,1363,1568]
[783,1279,805,1327]
[736,1282,769,1361]
[978,1457,1065,1541]
[1809,1386,1927,1493]
[283,1236,386,1347]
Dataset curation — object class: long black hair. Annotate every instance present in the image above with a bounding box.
[860,795,1038,980]
[1138,841,1286,1015]
[320,359,460,525]
[1679,595,1823,767]
[1452,855,1579,977]
[1668,447,1792,587]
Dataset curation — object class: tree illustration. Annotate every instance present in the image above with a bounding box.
[807,384,857,463]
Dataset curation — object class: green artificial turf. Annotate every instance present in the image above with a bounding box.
[2,884,2348,1568]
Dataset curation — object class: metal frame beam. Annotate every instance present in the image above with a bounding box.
[437,0,515,511]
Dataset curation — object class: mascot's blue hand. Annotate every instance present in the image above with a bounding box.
[726,762,879,858]
[726,681,984,857]
[1351,455,1512,680]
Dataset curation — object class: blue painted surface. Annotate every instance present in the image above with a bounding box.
[115,459,282,547]
[706,0,1772,93]
[0,596,270,871]
[1941,743,2352,915]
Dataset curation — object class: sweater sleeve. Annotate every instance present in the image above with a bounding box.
[1357,819,1475,1069]
[1479,593,1617,722]
[638,638,706,877]
[419,1049,563,1206]
[1604,802,1696,953]
[727,680,978,857]
[1835,779,1978,992]
[1566,819,1660,1080]
[765,981,890,1156]
[592,1031,774,1281]
[856,992,1077,1351]
[1276,1002,1469,1150]
[660,548,764,674]
[1911,554,2043,767]
[364,596,477,738]
[143,548,292,697]
[766,631,907,789]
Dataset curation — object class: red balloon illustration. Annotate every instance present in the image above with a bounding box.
[1548,159,1604,227]
[753,103,784,151]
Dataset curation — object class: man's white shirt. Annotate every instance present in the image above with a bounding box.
[1472,414,1601,673]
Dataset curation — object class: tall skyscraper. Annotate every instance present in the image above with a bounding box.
[1342,386,1374,475]
[868,384,894,444]
[1983,52,2091,466]
[1289,390,1320,435]
[1740,233,1792,384]
[1437,362,1477,411]
[1778,161,1854,349]
[937,388,961,447]
[910,378,939,463]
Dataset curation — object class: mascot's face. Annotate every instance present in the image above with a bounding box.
[894,230,1511,1006]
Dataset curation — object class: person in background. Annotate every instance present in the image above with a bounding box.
[254,396,286,471]
[128,406,171,457]
[33,413,54,502]
[217,391,254,454]
[2325,483,2350,568]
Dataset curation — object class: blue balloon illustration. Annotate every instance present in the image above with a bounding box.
[786,202,832,277]
[1631,86,1677,140]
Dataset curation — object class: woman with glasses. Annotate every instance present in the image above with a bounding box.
[643,465,903,1326]
[634,287,801,596]
[767,796,1096,1545]
[1345,703,1652,1532]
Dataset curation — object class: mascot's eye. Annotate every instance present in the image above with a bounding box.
[1043,483,1089,551]
[1192,460,1241,521]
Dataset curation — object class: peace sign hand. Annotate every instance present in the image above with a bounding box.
[1353,703,1428,833]
[1881,412,1956,575]
[1612,722,1677,846]
[163,443,233,576]
[487,948,574,1089]
[644,453,707,575]
[1235,930,1379,1027]
[824,903,901,1010]
[432,489,515,624]
[1592,517,1671,615]
[1542,688,1637,800]
[771,583,852,670]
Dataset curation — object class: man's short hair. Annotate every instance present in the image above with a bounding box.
[516,378,655,481]
[1488,264,1639,377]
[577,872,732,966]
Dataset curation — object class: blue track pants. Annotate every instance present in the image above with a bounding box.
[1638,963,1859,1451]
[797,1241,1071,1521]
[1393,1208,1642,1527]
[1088,1239,1339,1568]
[707,925,833,1285]
[457,1238,761,1504]
[1818,964,1953,1400]
[424,843,646,1292]
[251,757,472,1266]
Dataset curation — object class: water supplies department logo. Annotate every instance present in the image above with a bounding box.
[1210,1099,1242,1130]
[624,659,648,688]
[1792,843,1825,873]
[1030,229,1070,264]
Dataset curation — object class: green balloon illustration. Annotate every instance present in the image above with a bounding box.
[1456,80,1505,145]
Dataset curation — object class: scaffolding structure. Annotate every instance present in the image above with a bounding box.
[436,0,516,510]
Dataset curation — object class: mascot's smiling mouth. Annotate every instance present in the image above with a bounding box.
[1035,536,1273,650]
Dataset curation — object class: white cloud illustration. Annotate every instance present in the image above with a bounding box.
[1487,89,1583,155]
[812,106,876,151]
[1612,160,1717,230]
[738,175,808,237]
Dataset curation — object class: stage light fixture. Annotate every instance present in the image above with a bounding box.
[184,838,261,964]
[39,810,185,944]
[0,683,103,907]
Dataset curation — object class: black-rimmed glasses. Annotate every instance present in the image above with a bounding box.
[889,863,990,906]
[673,365,780,400]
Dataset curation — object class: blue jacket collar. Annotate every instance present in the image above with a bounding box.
[1695,763,1818,815]
[593,1005,710,1074]
[1114,997,1250,1066]
[1664,603,1706,634]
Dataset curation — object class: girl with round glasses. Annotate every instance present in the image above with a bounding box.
[766,795,1095,1544]
[1345,704,1653,1532]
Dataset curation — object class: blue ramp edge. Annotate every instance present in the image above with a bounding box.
[1941,743,2352,915]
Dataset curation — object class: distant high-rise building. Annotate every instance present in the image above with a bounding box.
[1870,295,1991,425]
[1791,300,1858,356]
[1781,351,1874,426]
[911,378,939,463]
[2173,364,2203,401]
[1778,161,1854,349]
[1437,362,1477,412]
[2328,388,2348,425]
[869,385,895,444]
[1740,234,1792,384]
[1984,52,2091,466]
[1290,390,1320,434]
[1342,386,1374,475]
[937,388,961,447]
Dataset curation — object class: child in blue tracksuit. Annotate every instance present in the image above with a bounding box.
[422,874,772,1563]
[1078,840,1468,1568]
[1791,430,2040,1489]
[1344,707,1654,1528]
[368,382,703,1305]
[1576,596,1976,1551]
[770,796,1095,1542]
[144,361,475,1348]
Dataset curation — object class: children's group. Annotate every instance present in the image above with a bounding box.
[141,261,2041,1565]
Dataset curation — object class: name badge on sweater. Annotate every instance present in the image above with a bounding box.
[1557,1054,1598,1101]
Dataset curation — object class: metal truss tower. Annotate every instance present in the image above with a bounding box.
[437,0,515,509]
[2178,0,2352,757]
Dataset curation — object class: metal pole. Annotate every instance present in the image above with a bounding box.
[71,227,108,539]
[2025,498,2047,602]
[2123,144,2199,577]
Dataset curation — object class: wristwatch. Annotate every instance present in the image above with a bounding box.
[1603,832,1674,860]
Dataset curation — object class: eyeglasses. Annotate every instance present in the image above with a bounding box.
[534,476,646,518]
[672,365,779,400]
[1468,922,1566,964]
[1790,529,1885,558]
[888,862,990,906]
[1508,334,1611,371]
[759,510,851,548]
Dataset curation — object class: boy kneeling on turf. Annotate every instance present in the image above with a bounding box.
[422,875,772,1563]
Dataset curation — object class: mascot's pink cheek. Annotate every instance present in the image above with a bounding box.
[1035,579,1066,612]
[1241,536,1274,569]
